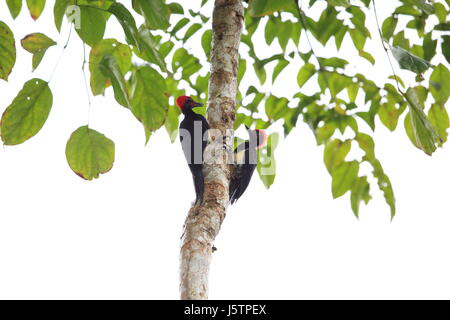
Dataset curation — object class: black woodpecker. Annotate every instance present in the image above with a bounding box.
[229,127,267,204]
[177,96,210,205]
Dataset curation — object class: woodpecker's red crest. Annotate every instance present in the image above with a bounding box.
[176,96,190,110]
[176,96,203,111]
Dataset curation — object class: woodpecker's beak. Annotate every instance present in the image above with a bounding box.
[193,101,203,107]
[244,125,250,130]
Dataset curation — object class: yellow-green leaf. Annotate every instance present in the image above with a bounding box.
[257,133,279,189]
[89,39,132,96]
[331,161,359,199]
[6,0,22,19]
[297,63,316,87]
[26,0,46,20]
[0,21,16,81]
[428,103,449,145]
[350,176,371,218]
[21,33,56,71]
[65,126,115,180]
[404,87,441,155]
[99,54,130,107]
[430,64,450,105]
[324,139,351,173]
[130,66,168,132]
[75,5,108,47]
[1,78,53,145]
[249,0,295,17]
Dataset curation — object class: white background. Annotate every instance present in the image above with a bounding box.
[1,0,450,299]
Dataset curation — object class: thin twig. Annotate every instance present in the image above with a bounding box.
[82,42,92,126]
[48,23,73,83]
[372,0,403,93]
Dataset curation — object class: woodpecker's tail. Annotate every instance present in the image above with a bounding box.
[191,166,205,205]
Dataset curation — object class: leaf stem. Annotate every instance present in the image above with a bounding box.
[82,42,92,126]
[372,0,403,94]
[48,23,73,83]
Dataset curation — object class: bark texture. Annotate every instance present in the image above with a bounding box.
[179,0,244,300]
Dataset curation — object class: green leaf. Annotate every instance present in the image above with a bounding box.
[378,99,402,131]
[381,16,397,40]
[265,18,277,45]
[318,57,348,69]
[65,126,115,180]
[316,7,342,46]
[359,50,375,65]
[430,64,450,105]
[254,61,267,85]
[328,0,350,7]
[99,55,130,107]
[372,158,395,218]
[110,2,166,71]
[89,39,132,96]
[54,0,70,32]
[21,33,56,71]
[0,21,16,81]
[442,36,450,65]
[278,21,292,51]
[324,139,351,173]
[183,23,202,42]
[130,66,168,132]
[76,5,108,47]
[165,104,180,143]
[272,59,289,83]
[428,104,449,145]
[297,63,316,87]
[423,33,437,62]
[26,0,45,20]
[349,28,366,51]
[391,46,432,74]
[265,96,288,121]
[249,0,295,17]
[327,72,353,97]
[356,132,395,218]
[172,48,201,79]
[0,78,52,145]
[136,27,166,71]
[144,127,152,145]
[136,0,170,30]
[257,132,280,189]
[404,112,419,149]
[201,29,212,59]
[168,2,183,14]
[238,59,246,84]
[159,40,174,59]
[355,132,375,160]
[109,2,140,47]
[6,0,22,19]
[433,2,447,23]
[350,176,371,218]
[331,161,359,199]
[403,87,441,155]
[347,83,359,102]
[171,17,189,35]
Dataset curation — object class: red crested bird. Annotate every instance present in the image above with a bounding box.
[229,127,268,204]
[177,96,210,205]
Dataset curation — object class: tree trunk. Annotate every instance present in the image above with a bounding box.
[179,0,244,300]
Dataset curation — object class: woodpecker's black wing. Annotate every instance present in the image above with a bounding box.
[229,143,257,204]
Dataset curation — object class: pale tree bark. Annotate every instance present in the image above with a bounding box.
[179,0,244,300]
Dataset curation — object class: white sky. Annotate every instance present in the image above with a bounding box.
[1,0,450,299]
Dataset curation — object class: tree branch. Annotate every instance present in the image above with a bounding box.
[179,0,244,300]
